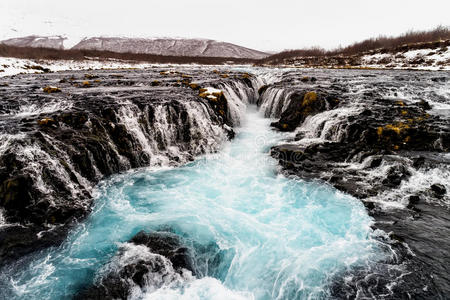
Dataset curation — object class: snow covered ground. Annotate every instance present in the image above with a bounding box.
[360,46,450,70]
[269,41,450,71]
[0,57,156,77]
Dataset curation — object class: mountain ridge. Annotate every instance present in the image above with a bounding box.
[0,35,269,59]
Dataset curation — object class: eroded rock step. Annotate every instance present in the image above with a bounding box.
[259,69,450,297]
[0,67,258,265]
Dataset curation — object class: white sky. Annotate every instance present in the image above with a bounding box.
[0,0,449,52]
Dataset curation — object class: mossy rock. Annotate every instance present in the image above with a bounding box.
[43,86,61,93]
[37,118,56,126]
[85,74,99,79]
[189,83,200,90]
[302,91,318,106]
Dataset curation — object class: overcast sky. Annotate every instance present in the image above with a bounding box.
[0,0,448,52]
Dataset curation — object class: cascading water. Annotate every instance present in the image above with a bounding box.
[1,104,387,299]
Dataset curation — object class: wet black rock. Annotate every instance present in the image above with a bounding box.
[430,184,446,197]
[0,68,258,265]
[261,69,450,297]
[382,165,411,188]
[130,231,195,273]
[271,90,339,131]
[407,195,422,210]
[74,231,194,300]
[418,99,432,110]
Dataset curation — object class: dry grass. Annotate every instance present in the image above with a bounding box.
[258,26,450,65]
[0,44,257,65]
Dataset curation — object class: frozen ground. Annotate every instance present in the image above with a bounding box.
[0,57,157,78]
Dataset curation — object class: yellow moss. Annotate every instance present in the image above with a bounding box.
[302,91,318,106]
[282,124,288,129]
[199,88,208,93]
[401,110,408,115]
[181,74,191,78]
[213,69,220,74]
[425,113,430,118]
[404,136,411,143]
[43,86,61,93]
[189,83,200,90]
[199,92,209,99]
[396,100,405,106]
[219,110,225,115]
[151,80,160,86]
[37,117,54,125]
[241,73,251,79]
[82,81,91,87]
[84,74,98,79]
[220,74,229,78]
[212,92,224,98]
[94,79,101,83]
[393,145,400,150]
[377,126,383,136]
[383,122,410,135]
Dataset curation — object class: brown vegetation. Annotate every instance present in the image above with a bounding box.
[0,44,257,65]
[258,26,450,65]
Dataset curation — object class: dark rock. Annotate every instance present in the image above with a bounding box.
[418,100,432,110]
[382,165,411,188]
[369,157,383,168]
[413,156,426,168]
[258,85,269,95]
[363,201,376,210]
[0,175,34,217]
[130,231,195,273]
[407,195,421,209]
[74,231,194,300]
[271,91,338,131]
[430,184,446,197]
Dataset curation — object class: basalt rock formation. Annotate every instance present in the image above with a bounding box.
[74,231,195,300]
[258,69,450,297]
[0,68,258,265]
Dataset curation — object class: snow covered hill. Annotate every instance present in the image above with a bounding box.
[0,35,65,49]
[71,37,269,59]
[0,35,269,59]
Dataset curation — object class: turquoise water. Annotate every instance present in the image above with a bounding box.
[4,107,383,299]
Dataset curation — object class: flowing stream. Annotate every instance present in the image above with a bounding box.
[3,106,386,299]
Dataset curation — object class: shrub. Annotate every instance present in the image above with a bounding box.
[258,26,450,65]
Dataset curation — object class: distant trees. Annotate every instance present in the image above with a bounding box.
[258,26,450,64]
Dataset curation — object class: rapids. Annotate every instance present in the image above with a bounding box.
[1,106,387,299]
